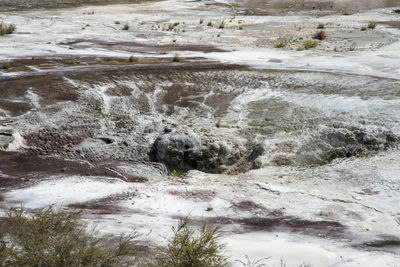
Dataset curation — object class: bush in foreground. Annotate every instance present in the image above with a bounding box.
[0,23,16,35]
[0,206,137,267]
[145,217,230,267]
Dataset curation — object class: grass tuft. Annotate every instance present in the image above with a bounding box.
[0,23,16,35]
[274,41,286,48]
[170,169,186,177]
[64,59,81,65]
[122,24,130,30]
[2,62,11,69]
[313,30,326,40]
[368,22,377,29]
[303,40,317,49]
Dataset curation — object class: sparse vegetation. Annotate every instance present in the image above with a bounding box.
[122,24,130,30]
[170,169,185,177]
[274,41,286,48]
[368,22,377,29]
[360,26,367,31]
[0,23,16,35]
[313,30,326,40]
[114,21,120,24]
[1,62,11,70]
[239,25,243,30]
[145,217,230,267]
[219,21,225,29]
[303,40,317,49]
[64,59,81,65]
[0,206,138,267]
[200,18,203,24]
[207,21,213,27]
[129,55,138,62]
[317,23,325,29]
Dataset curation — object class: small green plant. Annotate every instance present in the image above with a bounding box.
[200,18,204,24]
[368,22,377,29]
[317,23,325,29]
[0,23,16,35]
[145,217,230,267]
[0,206,138,267]
[274,41,286,48]
[303,40,317,49]
[170,169,185,177]
[64,59,81,65]
[207,21,213,27]
[129,55,138,62]
[239,25,243,30]
[122,24,130,30]
[313,30,326,40]
[1,62,11,69]
[360,26,367,31]
[114,21,120,24]
[219,21,225,29]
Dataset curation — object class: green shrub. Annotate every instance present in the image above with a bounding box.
[207,21,213,27]
[274,41,286,48]
[170,169,185,177]
[360,26,367,31]
[200,18,204,24]
[2,62,11,69]
[122,24,130,30]
[129,55,138,62]
[219,21,225,29]
[0,206,138,267]
[114,21,120,24]
[317,23,325,29]
[368,22,377,29]
[303,40,317,49]
[65,59,81,65]
[0,23,16,35]
[145,217,230,267]
[313,30,326,40]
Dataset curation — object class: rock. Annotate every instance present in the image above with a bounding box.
[114,162,167,182]
[0,133,14,150]
[320,128,398,163]
[150,132,202,172]
[164,125,173,133]
[150,132,259,174]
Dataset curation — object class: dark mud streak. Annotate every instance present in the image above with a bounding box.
[0,151,122,189]
[175,215,348,240]
[59,39,227,53]
[68,192,136,215]
[0,0,159,12]
[0,62,244,83]
[353,239,400,254]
